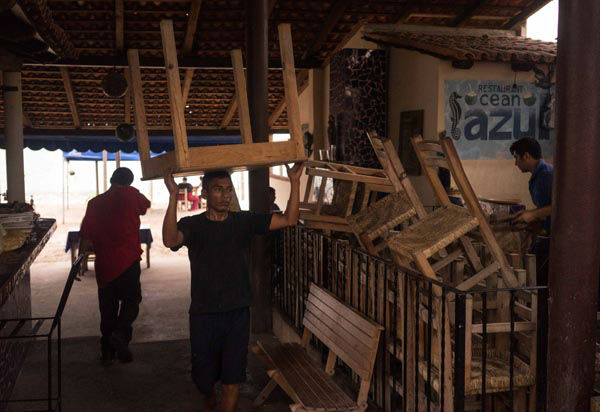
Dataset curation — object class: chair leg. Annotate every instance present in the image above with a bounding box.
[253,376,278,406]
[514,388,527,412]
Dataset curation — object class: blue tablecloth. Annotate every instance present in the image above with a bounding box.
[65,228,153,253]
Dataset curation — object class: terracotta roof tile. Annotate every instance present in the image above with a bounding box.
[363,30,556,64]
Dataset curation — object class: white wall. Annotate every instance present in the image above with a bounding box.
[387,49,552,208]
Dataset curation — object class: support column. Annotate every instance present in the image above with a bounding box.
[3,69,25,203]
[246,0,272,333]
[312,67,330,152]
[547,2,600,411]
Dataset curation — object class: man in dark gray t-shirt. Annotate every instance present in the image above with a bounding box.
[162,164,303,412]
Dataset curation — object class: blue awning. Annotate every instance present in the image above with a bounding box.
[63,150,162,161]
[0,132,242,153]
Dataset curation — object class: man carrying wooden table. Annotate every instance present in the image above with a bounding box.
[162,163,303,412]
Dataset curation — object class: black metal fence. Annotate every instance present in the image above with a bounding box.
[273,226,548,412]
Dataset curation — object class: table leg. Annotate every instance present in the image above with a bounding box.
[70,247,76,265]
[146,243,151,269]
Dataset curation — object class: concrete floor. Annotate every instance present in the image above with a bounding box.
[7,256,293,411]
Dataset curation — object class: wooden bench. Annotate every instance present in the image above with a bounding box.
[254,283,384,411]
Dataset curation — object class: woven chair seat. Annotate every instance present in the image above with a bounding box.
[347,191,416,238]
[418,349,535,396]
[387,205,478,260]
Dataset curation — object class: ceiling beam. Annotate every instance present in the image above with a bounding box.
[219,94,237,129]
[59,67,80,128]
[502,0,551,30]
[451,0,486,27]
[321,17,372,67]
[301,0,350,61]
[268,69,309,127]
[25,56,318,70]
[115,0,124,51]
[182,0,202,55]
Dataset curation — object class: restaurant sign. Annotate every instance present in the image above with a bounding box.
[444,80,555,159]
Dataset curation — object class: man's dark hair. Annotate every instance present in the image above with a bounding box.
[510,138,542,160]
[202,170,231,190]
[110,167,134,186]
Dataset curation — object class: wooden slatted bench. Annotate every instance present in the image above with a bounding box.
[254,283,384,411]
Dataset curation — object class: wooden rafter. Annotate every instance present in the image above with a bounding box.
[124,68,131,124]
[268,69,308,127]
[115,0,124,50]
[301,0,350,61]
[181,1,202,114]
[502,0,550,29]
[59,67,80,128]
[219,93,237,129]
[451,0,487,27]
[322,17,372,67]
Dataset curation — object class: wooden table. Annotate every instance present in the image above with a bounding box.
[65,226,153,269]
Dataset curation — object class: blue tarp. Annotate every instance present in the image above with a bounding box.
[0,133,242,153]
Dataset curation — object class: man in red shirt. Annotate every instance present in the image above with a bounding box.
[80,167,151,364]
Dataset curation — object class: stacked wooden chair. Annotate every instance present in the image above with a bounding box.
[299,160,401,233]
[128,21,306,181]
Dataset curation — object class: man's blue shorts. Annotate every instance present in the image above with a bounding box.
[189,307,250,394]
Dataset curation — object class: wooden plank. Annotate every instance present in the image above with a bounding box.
[306,168,390,186]
[465,296,473,387]
[315,176,327,214]
[59,68,80,128]
[441,136,518,287]
[160,19,190,167]
[115,0,124,51]
[460,236,484,272]
[411,135,451,207]
[299,212,347,225]
[219,93,238,129]
[268,69,309,127]
[182,0,202,55]
[127,50,151,164]
[309,284,383,335]
[306,160,389,177]
[181,68,194,107]
[277,23,305,157]
[471,322,536,334]
[304,300,373,348]
[230,49,253,144]
[456,262,501,291]
[431,249,463,272]
[303,174,314,203]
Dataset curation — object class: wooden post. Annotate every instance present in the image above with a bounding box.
[127,50,151,172]
[278,23,305,157]
[160,19,190,167]
[2,67,25,202]
[548,2,600,411]
[102,150,108,192]
[246,0,271,334]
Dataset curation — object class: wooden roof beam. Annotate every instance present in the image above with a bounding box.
[502,0,550,30]
[115,0,124,51]
[268,69,309,127]
[59,67,80,128]
[451,0,487,27]
[301,0,350,61]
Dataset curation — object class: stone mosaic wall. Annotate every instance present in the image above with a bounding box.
[0,271,32,411]
[329,48,387,168]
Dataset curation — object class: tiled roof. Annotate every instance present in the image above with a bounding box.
[363,30,556,64]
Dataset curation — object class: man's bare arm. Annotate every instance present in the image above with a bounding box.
[162,172,184,247]
[514,205,552,223]
[270,163,304,230]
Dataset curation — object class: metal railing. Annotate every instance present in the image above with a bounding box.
[273,226,548,412]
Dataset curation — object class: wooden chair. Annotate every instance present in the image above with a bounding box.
[415,283,538,411]
[254,283,383,411]
[128,21,306,181]
[177,188,189,211]
[299,160,398,233]
[347,131,427,255]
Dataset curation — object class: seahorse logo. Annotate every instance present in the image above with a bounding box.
[449,92,462,140]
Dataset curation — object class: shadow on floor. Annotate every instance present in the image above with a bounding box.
[8,337,292,412]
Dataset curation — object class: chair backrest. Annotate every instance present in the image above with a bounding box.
[302,283,383,382]
[410,134,453,208]
[51,254,86,331]
[367,131,427,219]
